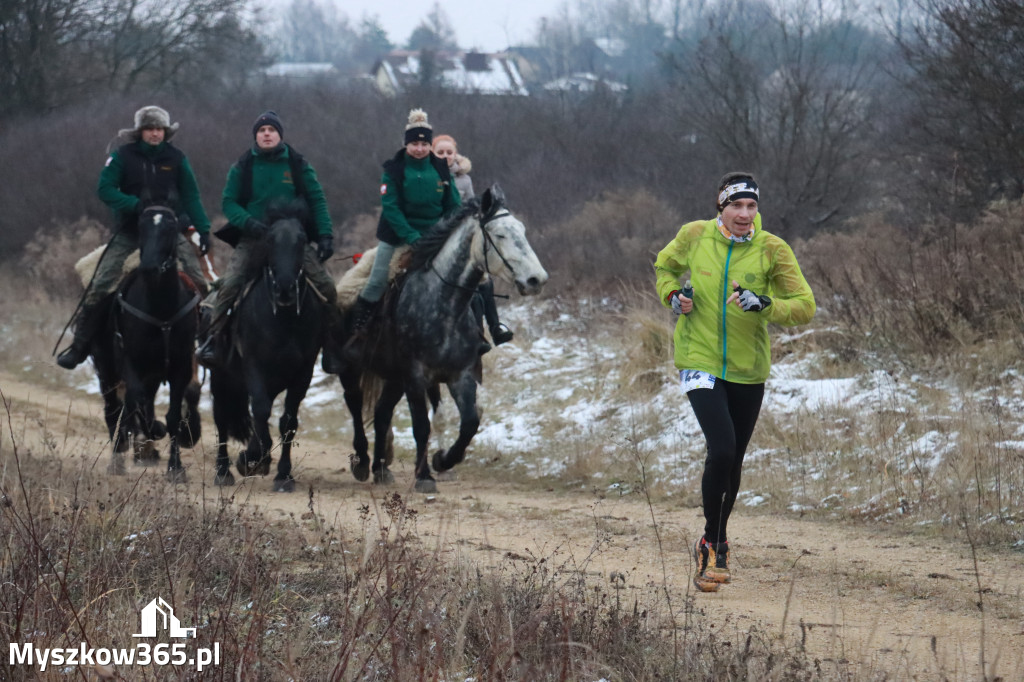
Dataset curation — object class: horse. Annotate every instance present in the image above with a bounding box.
[338,185,548,493]
[209,205,324,492]
[90,205,202,480]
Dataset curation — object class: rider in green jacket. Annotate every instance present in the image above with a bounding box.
[197,111,341,371]
[349,108,461,331]
[57,105,211,370]
[654,172,815,593]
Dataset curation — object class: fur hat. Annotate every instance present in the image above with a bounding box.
[252,110,284,139]
[404,108,433,144]
[118,106,179,142]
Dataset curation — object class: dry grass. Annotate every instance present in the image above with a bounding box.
[0,410,843,681]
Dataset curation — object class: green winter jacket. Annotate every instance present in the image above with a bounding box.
[97,140,210,234]
[654,215,816,384]
[379,152,461,245]
[222,144,332,239]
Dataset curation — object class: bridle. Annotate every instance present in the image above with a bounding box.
[139,205,179,274]
[428,207,518,292]
[264,263,307,315]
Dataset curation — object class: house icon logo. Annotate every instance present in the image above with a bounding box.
[133,597,196,638]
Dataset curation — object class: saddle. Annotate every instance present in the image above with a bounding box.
[334,244,411,310]
[74,243,208,293]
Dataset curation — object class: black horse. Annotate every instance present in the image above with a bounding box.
[91,206,202,480]
[338,186,548,493]
[210,207,324,492]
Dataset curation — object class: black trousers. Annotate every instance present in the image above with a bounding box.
[686,378,765,545]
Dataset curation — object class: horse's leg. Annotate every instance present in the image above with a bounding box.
[99,377,127,473]
[120,366,152,464]
[240,377,274,477]
[163,362,191,482]
[178,372,202,449]
[406,385,437,494]
[339,366,370,481]
[432,372,480,474]
[371,380,404,485]
[214,429,235,486]
[273,379,309,493]
[211,370,238,487]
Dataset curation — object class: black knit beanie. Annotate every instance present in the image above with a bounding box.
[403,108,433,144]
[252,111,284,139]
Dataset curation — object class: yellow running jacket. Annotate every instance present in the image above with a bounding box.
[654,216,816,384]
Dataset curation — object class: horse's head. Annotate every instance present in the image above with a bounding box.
[473,185,548,296]
[137,206,180,274]
[263,217,308,308]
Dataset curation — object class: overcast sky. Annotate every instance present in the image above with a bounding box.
[326,0,559,51]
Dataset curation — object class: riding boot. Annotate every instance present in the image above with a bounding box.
[57,302,103,370]
[480,279,514,346]
[348,295,376,333]
[196,306,220,368]
[321,305,346,374]
[470,292,492,355]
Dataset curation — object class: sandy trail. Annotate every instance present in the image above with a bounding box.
[2,372,1022,680]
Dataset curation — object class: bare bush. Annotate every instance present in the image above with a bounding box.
[801,200,1024,356]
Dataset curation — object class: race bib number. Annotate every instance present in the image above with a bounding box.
[679,369,716,393]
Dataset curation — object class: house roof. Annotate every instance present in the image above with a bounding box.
[264,62,338,78]
[373,51,529,96]
[542,72,628,94]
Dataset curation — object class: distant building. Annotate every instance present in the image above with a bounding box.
[542,72,628,95]
[372,50,529,97]
[263,62,340,80]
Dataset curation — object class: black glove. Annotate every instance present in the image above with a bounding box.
[734,285,772,312]
[245,217,268,236]
[198,232,211,255]
[317,236,334,263]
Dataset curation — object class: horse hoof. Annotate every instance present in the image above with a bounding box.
[350,454,370,482]
[273,478,296,493]
[166,467,187,484]
[372,468,395,485]
[113,439,129,454]
[431,449,449,473]
[214,471,235,487]
[436,469,458,482]
[414,477,438,494]
[108,459,127,476]
[151,420,168,440]
[134,439,160,463]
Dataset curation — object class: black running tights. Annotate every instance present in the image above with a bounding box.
[686,379,765,545]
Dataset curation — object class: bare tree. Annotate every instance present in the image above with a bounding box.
[662,0,891,237]
[890,0,1024,221]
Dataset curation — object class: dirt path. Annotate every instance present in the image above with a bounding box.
[2,372,1022,680]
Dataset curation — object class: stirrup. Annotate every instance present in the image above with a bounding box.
[196,336,217,368]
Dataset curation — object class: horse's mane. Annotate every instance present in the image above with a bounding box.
[407,200,480,272]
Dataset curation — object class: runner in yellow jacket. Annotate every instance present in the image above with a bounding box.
[654,171,815,592]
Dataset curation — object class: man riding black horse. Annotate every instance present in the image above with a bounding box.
[196,110,343,373]
[57,105,212,369]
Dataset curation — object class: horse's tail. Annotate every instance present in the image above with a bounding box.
[359,371,384,427]
[211,369,252,444]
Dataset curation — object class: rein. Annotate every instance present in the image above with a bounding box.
[117,290,201,368]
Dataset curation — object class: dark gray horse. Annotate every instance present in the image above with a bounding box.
[210,207,324,492]
[339,186,548,493]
